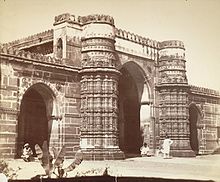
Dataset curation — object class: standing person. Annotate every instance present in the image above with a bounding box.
[0,160,8,182]
[162,135,173,159]
[140,143,150,157]
[22,143,33,162]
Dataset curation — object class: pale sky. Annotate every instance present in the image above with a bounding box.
[0,0,220,91]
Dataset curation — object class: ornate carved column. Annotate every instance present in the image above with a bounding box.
[79,15,124,160]
[157,40,195,157]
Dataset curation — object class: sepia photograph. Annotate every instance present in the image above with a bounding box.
[0,0,220,181]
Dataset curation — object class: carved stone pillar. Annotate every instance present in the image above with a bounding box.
[157,40,195,157]
[79,15,124,160]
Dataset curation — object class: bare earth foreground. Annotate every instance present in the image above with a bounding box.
[6,154,220,182]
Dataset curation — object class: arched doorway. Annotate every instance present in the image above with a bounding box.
[17,83,56,157]
[189,104,200,155]
[118,62,151,156]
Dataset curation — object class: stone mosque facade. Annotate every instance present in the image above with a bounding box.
[0,13,220,160]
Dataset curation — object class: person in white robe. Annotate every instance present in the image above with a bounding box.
[140,143,150,157]
[162,135,173,159]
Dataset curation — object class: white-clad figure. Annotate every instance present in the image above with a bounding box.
[0,160,8,182]
[162,135,173,159]
[0,173,7,182]
[140,143,150,157]
[22,143,33,162]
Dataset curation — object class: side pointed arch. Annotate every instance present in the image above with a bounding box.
[188,102,203,155]
[17,82,62,157]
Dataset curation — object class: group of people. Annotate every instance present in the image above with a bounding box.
[140,135,173,159]
[22,137,173,162]
[1,136,172,181]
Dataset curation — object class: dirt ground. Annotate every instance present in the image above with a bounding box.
[5,154,220,182]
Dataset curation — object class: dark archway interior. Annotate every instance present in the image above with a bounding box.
[118,68,140,154]
[118,62,146,156]
[189,106,199,155]
[17,88,48,156]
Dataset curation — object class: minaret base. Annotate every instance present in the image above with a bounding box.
[171,149,196,157]
[81,148,125,160]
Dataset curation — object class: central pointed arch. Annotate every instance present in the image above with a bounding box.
[118,61,152,157]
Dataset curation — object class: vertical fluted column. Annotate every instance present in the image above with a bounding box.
[79,15,124,160]
[158,40,195,157]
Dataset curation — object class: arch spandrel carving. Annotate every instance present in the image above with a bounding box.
[18,79,64,119]
[116,60,154,100]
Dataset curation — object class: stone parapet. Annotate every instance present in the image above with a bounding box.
[2,29,53,49]
[115,28,159,48]
[0,46,79,68]
[79,14,114,26]
[0,46,57,63]
[189,85,220,98]
[54,13,80,25]
[54,13,114,26]
[159,40,185,50]
[115,28,159,61]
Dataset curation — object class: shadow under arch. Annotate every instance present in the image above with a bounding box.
[118,61,152,156]
[189,103,202,155]
[17,83,60,157]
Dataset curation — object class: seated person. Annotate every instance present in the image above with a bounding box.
[21,143,33,162]
[140,143,150,157]
[156,146,163,157]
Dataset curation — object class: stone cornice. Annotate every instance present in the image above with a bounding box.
[79,67,121,75]
[156,84,190,88]
[189,85,220,98]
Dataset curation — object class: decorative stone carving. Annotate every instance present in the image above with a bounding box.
[79,16,124,159]
[157,40,195,157]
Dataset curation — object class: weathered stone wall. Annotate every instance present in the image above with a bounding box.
[0,48,81,158]
[189,85,220,154]
[0,58,18,158]
[64,79,81,158]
